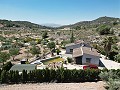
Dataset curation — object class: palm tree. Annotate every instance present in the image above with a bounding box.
[103,37,115,58]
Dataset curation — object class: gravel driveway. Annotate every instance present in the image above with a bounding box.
[0,81,106,90]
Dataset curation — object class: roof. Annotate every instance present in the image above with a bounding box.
[82,47,100,57]
[73,47,100,57]
[10,64,36,72]
[73,48,82,57]
[65,43,76,47]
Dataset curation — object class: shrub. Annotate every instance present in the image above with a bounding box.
[99,69,120,90]
[30,46,41,56]
[108,78,120,90]
[114,54,120,63]
[97,25,114,35]
[42,31,48,39]
[67,57,73,63]
[2,61,13,71]
[99,71,109,81]
[108,50,118,60]
[56,48,61,55]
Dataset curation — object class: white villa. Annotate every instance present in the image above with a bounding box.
[73,47,100,66]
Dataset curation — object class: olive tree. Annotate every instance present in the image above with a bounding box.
[30,46,41,57]
[0,52,10,65]
[47,42,55,56]
[9,48,19,61]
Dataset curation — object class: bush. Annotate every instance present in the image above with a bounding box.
[114,54,120,63]
[56,48,61,55]
[108,78,120,90]
[99,71,109,81]
[108,50,118,60]
[97,25,114,35]
[99,69,120,90]
[42,31,48,39]
[67,57,73,63]
[2,61,13,71]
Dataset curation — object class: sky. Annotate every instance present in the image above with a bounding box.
[0,0,120,25]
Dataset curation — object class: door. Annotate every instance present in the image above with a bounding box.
[75,56,82,64]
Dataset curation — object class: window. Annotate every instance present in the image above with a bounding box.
[70,49,73,53]
[86,58,91,63]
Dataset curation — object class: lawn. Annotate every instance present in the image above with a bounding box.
[41,57,64,65]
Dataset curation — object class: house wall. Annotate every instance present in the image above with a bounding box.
[66,44,82,54]
[82,54,99,66]
[66,43,91,54]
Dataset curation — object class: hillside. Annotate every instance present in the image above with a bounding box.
[0,16,120,30]
[0,19,52,30]
[58,16,120,29]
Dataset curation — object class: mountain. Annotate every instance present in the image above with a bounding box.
[0,16,119,30]
[58,16,120,29]
[0,19,52,30]
[42,23,62,27]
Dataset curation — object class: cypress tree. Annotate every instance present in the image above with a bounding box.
[21,70,28,83]
[0,69,2,77]
[14,71,19,83]
[70,31,75,43]
[1,70,8,83]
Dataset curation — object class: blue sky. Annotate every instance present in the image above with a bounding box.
[0,0,119,25]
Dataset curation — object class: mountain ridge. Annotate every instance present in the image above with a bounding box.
[0,16,120,30]
[0,19,52,29]
[58,16,120,29]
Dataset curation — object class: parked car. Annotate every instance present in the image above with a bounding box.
[83,64,98,70]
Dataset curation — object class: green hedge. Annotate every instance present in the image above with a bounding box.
[0,68,101,84]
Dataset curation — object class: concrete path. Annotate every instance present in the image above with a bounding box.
[100,55,120,70]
